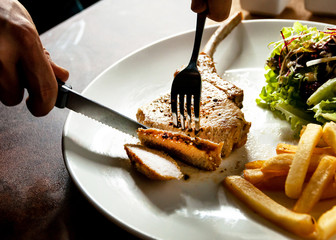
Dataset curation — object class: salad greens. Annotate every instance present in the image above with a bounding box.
[256,22,336,135]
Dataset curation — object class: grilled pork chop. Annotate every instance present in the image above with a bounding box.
[138,128,223,171]
[136,12,250,158]
[136,53,251,158]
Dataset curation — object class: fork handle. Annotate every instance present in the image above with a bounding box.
[189,11,207,66]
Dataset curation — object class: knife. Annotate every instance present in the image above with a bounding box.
[56,80,147,138]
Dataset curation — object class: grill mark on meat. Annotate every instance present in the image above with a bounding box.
[138,128,223,171]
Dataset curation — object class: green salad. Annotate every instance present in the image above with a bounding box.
[256,22,336,135]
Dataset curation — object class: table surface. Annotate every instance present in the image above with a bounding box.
[1,0,336,239]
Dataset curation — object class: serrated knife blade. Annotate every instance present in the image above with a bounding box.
[56,81,147,138]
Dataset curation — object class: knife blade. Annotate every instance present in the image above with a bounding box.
[56,81,147,138]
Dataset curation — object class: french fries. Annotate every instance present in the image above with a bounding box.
[224,176,317,238]
[285,123,323,199]
[317,205,336,240]
[322,122,336,155]
[222,122,336,239]
[294,155,336,213]
[300,125,329,147]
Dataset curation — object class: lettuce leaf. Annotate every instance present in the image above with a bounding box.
[256,66,312,135]
[311,98,336,123]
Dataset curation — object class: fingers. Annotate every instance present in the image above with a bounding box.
[44,49,69,83]
[19,30,68,116]
[0,43,68,116]
[23,45,69,116]
[50,61,69,83]
[0,38,25,106]
[191,0,232,22]
[0,0,69,117]
[14,25,58,116]
[23,47,59,117]
[191,0,208,13]
[208,0,232,21]
[0,61,24,106]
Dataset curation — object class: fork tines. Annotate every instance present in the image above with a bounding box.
[170,77,201,131]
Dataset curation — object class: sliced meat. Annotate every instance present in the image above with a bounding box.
[137,128,223,171]
[124,144,183,180]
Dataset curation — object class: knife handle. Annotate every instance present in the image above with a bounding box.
[55,79,72,109]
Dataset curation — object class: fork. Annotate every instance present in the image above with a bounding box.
[170,11,207,131]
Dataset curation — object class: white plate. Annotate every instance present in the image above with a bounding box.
[62,20,336,240]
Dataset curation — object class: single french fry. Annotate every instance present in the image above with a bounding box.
[247,171,314,192]
[245,160,265,169]
[254,175,287,191]
[243,168,289,191]
[243,169,265,185]
[276,143,297,154]
[276,143,334,156]
[261,153,325,174]
[285,123,323,199]
[261,153,294,172]
[243,169,286,185]
[223,176,317,238]
[317,205,336,240]
[322,122,336,155]
[300,125,306,137]
[294,155,336,213]
[321,180,336,200]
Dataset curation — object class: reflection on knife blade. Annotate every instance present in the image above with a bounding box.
[56,81,147,138]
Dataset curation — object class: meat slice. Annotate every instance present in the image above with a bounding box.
[137,128,223,171]
[124,144,183,180]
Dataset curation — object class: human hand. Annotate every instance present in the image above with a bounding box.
[191,0,232,22]
[0,0,69,116]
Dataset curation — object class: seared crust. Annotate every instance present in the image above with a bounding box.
[124,144,183,180]
[137,128,223,171]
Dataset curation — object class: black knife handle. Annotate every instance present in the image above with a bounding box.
[55,79,72,109]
